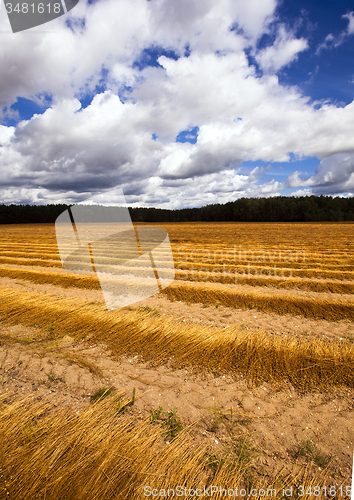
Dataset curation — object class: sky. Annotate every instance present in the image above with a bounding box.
[0,0,354,209]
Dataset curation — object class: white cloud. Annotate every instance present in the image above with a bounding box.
[0,0,353,207]
[255,25,308,73]
[316,11,354,54]
[290,188,313,197]
[343,11,354,35]
[286,153,354,195]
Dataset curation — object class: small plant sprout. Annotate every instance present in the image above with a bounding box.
[150,406,183,441]
[47,323,55,334]
[90,387,116,403]
[117,388,136,414]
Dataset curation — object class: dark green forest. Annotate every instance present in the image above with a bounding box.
[0,195,354,224]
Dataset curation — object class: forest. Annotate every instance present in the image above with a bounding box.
[0,195,353,224]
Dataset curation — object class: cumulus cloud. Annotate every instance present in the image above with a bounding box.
[0,0,353,207]
[286,153,354,195]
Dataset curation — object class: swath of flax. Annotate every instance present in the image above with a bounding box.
[0,250,61,260]
[163,281,354,321]
[1,287,354,389]
[175,269,354,294]
[0,265,168,297]
[0,256,63,268]
[175,259,354,281]
[0,395,336,499]
[1,263,354,321]
[0,395,208,500]
[2,256,354,296]
[2,255,354,295]
[0,264,100,289]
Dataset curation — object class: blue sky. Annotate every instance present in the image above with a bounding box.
[0,0,354,208]
[263,0,354,105]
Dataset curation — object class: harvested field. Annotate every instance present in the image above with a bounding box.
[0,222,353,499]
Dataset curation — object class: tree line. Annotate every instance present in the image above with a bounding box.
[0,195,354,224]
